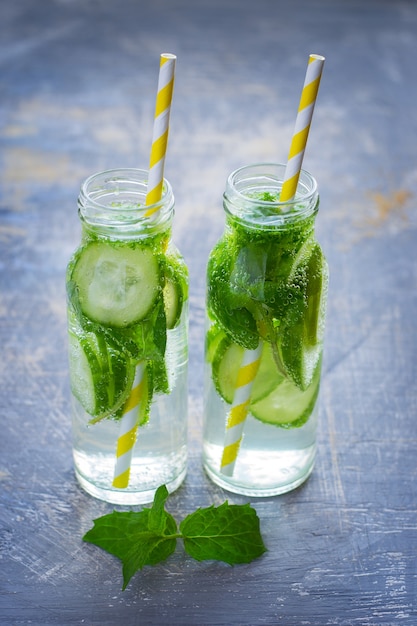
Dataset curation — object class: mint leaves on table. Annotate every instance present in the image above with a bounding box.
[83,485,267,589]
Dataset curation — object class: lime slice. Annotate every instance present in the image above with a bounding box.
[70,241,161,328]
[250,358,321,428]
[212,338,281,404]
[69,330,109,417]
[278,239,327,390]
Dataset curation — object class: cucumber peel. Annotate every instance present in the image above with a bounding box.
[69,328,135,421]
[162,255,188,330]
[278,239,327,391]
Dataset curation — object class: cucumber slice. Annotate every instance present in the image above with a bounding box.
[278,240,327,390]
[163,278,179,329]
[212,338,281,405]
[205,324,227,363]
[69,329,135,420]
[250,359,321,428]
[305,244,327,346]
[162,255,188,330]
[70,241,160,328]
[69,330,109,417]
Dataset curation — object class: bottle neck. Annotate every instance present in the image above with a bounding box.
[78,168,174,241]
[223,163,319,232]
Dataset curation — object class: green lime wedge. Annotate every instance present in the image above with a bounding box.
[250,358,321,428]
[212,337,282,405]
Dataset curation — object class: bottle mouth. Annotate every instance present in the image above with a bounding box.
[224,163,319,227]
[78,168,174,236]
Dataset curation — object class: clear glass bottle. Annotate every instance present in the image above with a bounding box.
[67,169,188,505]
[202,163,328,496]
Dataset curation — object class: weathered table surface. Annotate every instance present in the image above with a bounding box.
[1,1,416,624]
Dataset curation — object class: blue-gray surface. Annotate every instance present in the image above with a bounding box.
[1,0,416,624]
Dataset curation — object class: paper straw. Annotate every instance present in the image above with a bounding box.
[113,54,176,489]
[112,364,145,488]
[219,55,324,477]
[145,53,176,214]
[280,54,325,202]
[220,343,263,476]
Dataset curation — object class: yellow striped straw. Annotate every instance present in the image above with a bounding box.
[280,54,325,202]
[145,53,176,214]
[220,343,263,476]
[112,364,145,488]
[112,54,176,490]
[220,56,324,478]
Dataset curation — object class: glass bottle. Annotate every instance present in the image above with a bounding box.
[203,163,328,496]
[67,168,188,504]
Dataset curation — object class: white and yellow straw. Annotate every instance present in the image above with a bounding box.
[220,54,325,477]
[220,344,263,476]
[145,53,176,213]
[112,364,146,488]
[112,53,176,489]
[280,54,325,202]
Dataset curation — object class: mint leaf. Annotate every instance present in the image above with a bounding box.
[83,485,178,589]
[83,486,266,589]
[148,483,170,533]
[180,501,267,565]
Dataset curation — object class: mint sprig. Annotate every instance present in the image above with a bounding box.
[83,485,267,589]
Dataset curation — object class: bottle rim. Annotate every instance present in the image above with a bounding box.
[78,168,174,235]
[224,163,318,227]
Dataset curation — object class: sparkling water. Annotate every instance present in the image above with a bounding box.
[72,309,188,505]
[202,163,328,496]
[202,364,319,497]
